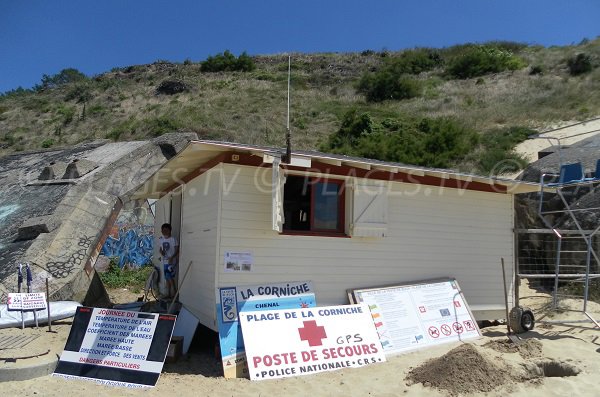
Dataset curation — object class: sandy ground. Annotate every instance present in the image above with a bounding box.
[1,282,599,397]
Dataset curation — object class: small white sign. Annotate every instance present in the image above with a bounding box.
[224,251,253,272]
[239,304,386,380]
[7,293,47,310]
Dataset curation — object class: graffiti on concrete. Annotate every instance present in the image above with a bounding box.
[46,235,93,279]
[102,229,153,268]
[100,200,154,268]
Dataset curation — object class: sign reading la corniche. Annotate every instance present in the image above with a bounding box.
[216,281,316,378]
[351,279,480,355]
[239,304,386,380]
[53,307,176,388]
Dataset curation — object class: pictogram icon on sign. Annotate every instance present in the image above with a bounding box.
[298,320,328,346]
[453,300,461,308]
[440,324,452,336]
[428,326,440,338]
[463,320,476,331]
[452,322,464,334]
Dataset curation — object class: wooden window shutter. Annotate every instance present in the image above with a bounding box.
[350,180,388,237]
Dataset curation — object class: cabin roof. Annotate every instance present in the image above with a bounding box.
[131,140,542,198]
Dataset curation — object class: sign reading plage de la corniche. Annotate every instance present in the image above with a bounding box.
[239,304,386,380]
[216,281,316,378]
[53,307,176,388]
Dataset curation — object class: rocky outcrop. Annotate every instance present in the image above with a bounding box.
[156,79,189,95]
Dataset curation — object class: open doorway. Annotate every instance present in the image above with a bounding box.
[154,188,183,297]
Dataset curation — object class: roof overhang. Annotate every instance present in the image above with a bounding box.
[131,140,542,199]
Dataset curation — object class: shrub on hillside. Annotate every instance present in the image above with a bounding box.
[64,82,93,103]
[567,53,593,76]
[356,49,440,102]
[56,105,76,125]
[143,116,183,136]
[446,45,526,79]
[472,126,533,174]
[357,72,421,102]
[322,110,478,168]
[37,68,88,90]
[0,86,31,98]
[323,112,531,174]
[41,138,55,148]
[200,50,255,72]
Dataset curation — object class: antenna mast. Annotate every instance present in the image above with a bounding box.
[283,55,292,164]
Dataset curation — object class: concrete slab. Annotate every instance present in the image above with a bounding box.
[0,320,72,382]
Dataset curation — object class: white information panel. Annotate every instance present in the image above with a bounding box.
[239,304,386,381]
[7,293,47,310]
[352,279,480,355]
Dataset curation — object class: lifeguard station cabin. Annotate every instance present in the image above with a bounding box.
[132,140,540,330]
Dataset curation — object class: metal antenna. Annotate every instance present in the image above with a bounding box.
[283,55,292,164]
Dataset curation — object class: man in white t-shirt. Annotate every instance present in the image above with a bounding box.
[159,223,179,298]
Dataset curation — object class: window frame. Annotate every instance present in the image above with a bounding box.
[281,176,347,237]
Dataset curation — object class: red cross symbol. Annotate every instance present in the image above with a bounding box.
[298,320,327,347]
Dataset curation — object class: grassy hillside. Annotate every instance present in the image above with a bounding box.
[1,38,599,174]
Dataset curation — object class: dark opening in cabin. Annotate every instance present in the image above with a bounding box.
[283,175,345,235]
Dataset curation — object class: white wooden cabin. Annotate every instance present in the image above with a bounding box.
[132,140,540,331]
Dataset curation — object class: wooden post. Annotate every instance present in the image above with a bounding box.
[46,278,52,332]
[167,261,193,314]
[501,258,511,334]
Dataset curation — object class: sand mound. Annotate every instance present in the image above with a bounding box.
[483,338,543,359]
[405,343,513,396]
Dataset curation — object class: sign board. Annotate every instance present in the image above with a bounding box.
[240,304,386,380]
[350,278,480,355]
[7,293,47,310]
[172,306,199,355]
[53,307,176,388]
[224,251,253,272]
[216,281,316,378]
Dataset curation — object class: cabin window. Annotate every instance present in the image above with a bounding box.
[282,175,345,235]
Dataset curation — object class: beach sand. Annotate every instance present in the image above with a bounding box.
[1,282,599,397]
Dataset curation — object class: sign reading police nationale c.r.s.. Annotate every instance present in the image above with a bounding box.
[239,304,386,380]
[53,307,176,388]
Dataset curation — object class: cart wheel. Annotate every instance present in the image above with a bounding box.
[520,309,535,331]
[509,306,535,334]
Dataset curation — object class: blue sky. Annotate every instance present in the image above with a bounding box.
[1,0,599,93]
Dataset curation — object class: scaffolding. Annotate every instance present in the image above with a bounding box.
[521,162,600,327]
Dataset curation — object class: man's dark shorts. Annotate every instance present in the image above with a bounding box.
[164,264,176,280]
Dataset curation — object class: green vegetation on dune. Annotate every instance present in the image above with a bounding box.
[1,40,599,174]
[320,109,531,174]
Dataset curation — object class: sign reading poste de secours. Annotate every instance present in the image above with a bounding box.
[216,281,316,378]
[239,304,386,380]
[53,307,176,388]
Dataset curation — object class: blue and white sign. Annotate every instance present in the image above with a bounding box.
[216,281,316,378]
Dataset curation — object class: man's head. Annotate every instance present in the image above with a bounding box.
[161,223,172,237]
